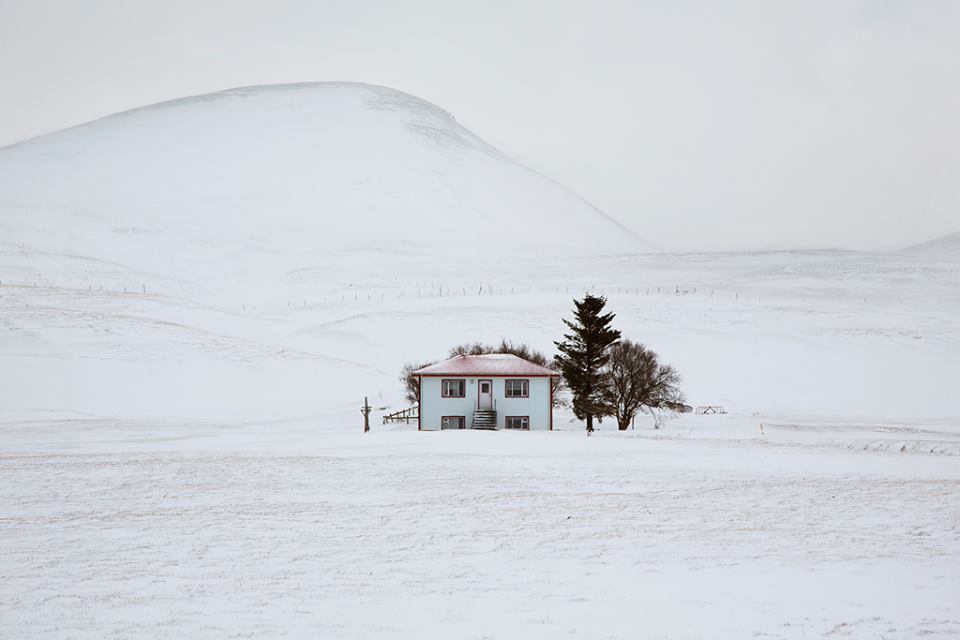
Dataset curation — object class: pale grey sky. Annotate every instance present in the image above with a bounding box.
[1,0,957,251]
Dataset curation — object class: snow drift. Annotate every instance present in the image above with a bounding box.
[904,230,960,260]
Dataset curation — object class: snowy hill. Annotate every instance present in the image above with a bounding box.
[904,230,960,259]
[0,83,957,428]
[0,82,646,266]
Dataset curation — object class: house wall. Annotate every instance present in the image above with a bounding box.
[419,377,476,431]
[490,377,551,430]
[419,376,552,431]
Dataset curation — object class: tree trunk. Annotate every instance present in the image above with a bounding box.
[618,417,630,430]
[586,413,594,432]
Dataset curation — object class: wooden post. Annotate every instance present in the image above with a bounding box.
[361,396,371,433]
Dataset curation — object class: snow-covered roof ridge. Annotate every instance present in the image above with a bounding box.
[413,353,560,376]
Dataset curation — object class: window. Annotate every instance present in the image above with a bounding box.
[504,379,529,398]
[441,379,465,397]
[441,416,466,430]
[505,416,529,430]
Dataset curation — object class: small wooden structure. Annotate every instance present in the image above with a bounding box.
[383,406,418,425]
[695,405,727,415]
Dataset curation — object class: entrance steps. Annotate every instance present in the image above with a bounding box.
[471,410,497,430]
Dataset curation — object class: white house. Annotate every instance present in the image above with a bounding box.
[413,354,560,431]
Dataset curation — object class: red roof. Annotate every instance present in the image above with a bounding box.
[413,354,560,377]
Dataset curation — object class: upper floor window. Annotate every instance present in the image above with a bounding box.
[441,379,466,398]
[504,379,529,398]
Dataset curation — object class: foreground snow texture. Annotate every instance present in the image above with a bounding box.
[2,423,960,639]
[1,82,959,637]
[2,237,960,640]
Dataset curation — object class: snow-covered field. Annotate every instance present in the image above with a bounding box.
[2,83,959,638]
[3,418,959,639]
[2,248,959,639]
[1,248,957,424]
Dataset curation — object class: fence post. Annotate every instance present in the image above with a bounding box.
[361,396,371,433]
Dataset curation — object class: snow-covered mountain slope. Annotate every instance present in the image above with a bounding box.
[0,82,646,267]
[0,84,957,428]
[904,230,960,259]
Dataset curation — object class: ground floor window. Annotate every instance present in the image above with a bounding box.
[441,416,466,430]
[505,416,529,430]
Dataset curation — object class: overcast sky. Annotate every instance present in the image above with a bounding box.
[1,0,957,251]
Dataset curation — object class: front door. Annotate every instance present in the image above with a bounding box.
[478,379,493,410]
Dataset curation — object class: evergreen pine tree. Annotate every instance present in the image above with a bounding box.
[554,294,621,432]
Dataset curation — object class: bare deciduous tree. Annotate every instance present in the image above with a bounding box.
[400,361,434,405]
[447,342,490,357]
[603,340,684,430]
[448,339,548,366]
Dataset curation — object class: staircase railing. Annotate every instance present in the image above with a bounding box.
[475,398,497,411]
